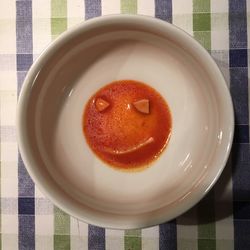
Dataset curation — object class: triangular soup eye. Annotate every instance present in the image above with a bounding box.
[133,99,150,114]
[95,97,110,112]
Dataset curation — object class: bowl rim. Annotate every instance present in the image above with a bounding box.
[17,14,234,229]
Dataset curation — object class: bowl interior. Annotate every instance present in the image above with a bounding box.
[19,16,233,229]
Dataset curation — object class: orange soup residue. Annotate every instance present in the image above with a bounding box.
[83,80,172,171]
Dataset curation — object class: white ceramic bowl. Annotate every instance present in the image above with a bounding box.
[17,15,234,229]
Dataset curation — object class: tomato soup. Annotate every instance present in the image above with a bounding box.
[83,80,172,171]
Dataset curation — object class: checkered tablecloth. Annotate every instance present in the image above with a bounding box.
[0,0,249,249]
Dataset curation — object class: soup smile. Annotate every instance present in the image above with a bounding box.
[104,137,154,155]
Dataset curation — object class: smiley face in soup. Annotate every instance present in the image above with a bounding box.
[83,80,172,171]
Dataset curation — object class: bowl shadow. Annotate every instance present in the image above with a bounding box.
[176,151,235,226]
[174,66,238,226]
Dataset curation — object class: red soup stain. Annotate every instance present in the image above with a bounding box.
[83,80,172,171]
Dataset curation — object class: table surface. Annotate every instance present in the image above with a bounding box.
[1,0,249,249]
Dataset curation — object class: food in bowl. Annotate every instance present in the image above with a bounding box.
[83,80,172,170]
